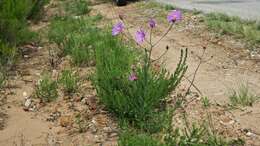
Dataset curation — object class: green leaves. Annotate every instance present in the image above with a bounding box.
[59,70,79,94]
[36,74,58,102]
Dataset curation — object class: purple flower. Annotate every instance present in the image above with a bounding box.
[135,29,146,44]
[112,22,124,36]
[167,10,182,23]
[149,19,156,28]
[129,73,138,81]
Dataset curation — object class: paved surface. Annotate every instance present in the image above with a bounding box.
[155,0,260,21]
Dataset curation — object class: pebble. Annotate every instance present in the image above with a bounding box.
[246,131,256,137]
[24,98,32,108]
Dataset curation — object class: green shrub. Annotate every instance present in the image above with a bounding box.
[94,29,187,130]
[0,0,37,45]
[27,0,50,22]
[65,0,91,16]
[36,74,58,102]
[59,70,79,94]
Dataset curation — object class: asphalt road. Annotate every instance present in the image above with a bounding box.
[155,0,260,21]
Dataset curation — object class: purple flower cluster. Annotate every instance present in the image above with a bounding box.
[112,10,182,44]
[112,22,124,36]
[112,11,182,81]
[135,29,146,44]
[149,19,156,28]
[167,10,182,23]
[129,73,138,81]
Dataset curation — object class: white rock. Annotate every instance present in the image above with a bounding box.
[246,131,256,137]
[24,98,32,108]
[23,92,28,98]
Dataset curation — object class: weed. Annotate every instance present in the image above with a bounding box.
[59,70,79,94]
[229,83,259,107]
[204,13,260,46]
[164,111,244,146]
[118,130,164,146]
[48,16,101,50]
[75,113,88,133]
[36,73,58,102]
[65,0,91,16]
[64,31,97,66]
[202,96,210,108]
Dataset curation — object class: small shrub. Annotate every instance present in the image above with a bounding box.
[95,31,187,130]
[229,84,259,107]
[36,74,58,102]
[65,0,91,16]
[59,70,78,94]
[95,10,188,131]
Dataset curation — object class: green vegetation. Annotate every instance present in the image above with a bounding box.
[229,83,259,107]
[36,73,58,102]
[0,71,6,90]
[205,13,260,46]
[0,41,18,67]
[0,0,39,45]
[65,0,91,16]
[27,0,50,22]
[65,30,97,66]
[118,131,164,146]
[48,16,101,62]
[0,0,49,69]
[59,70,79,94]
[201,96,210,108]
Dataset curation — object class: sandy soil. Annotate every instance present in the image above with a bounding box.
[0,0,260,145]
[0,1,117,145]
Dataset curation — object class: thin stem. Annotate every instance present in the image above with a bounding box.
[152,23,174,48]
[185,48,206,95]
[151,48,169,63]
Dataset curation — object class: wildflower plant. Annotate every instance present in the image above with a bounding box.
[95,9,188,130]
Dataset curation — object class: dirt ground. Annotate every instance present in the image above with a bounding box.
[0,0,260,145]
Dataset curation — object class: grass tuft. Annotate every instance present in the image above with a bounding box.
[229,83,259,107]
[59,69,79,94]
[36,73,58,102]
[65,0,91,16]
[205,13,260,47]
